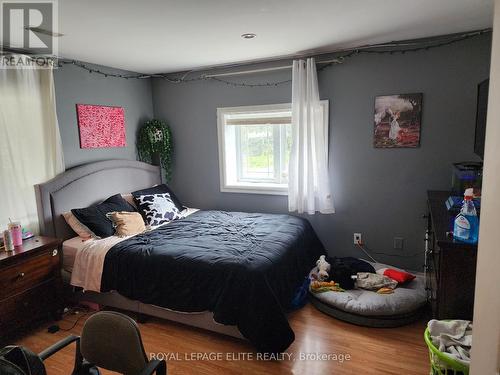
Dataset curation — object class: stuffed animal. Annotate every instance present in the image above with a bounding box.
[316,255,331,281]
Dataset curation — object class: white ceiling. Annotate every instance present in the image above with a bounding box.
[57,0,494,74]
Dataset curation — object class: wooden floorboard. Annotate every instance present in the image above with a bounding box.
[14,303,430,374]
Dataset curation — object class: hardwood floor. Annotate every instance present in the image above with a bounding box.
[14,304,430,374]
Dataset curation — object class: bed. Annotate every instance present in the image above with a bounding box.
[35,160,324,353]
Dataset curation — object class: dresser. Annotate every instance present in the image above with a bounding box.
[0,236,63,341]
[426,191,478,320]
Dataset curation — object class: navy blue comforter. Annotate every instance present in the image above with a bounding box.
[101,210,324,352]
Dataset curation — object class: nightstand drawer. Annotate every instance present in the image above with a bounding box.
[0,248,60,300]
[0,280,58,331]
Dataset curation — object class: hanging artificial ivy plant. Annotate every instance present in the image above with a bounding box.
[137,119,173,181]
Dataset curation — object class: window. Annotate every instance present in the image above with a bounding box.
[218,103,291,194]
[217,102,328,195]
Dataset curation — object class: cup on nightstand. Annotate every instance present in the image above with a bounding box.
[2,229,15,251]
[8,222,22,247]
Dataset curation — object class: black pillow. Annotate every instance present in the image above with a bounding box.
[132,184,184,212]
[71,194,136,238]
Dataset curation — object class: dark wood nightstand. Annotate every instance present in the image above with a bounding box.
[0,236,63,342]
[426,191,478,320]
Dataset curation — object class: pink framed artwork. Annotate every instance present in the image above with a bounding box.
[76,104,126,148]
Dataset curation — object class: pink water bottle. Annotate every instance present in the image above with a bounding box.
[8,222,22,247]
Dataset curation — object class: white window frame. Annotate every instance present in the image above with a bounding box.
[217,101,329,195]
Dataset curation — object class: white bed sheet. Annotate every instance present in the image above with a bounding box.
[62,236,91,273]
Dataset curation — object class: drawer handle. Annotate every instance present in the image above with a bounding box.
[18,272,25,278]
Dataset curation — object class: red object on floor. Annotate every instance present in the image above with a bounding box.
[383,268,416,284]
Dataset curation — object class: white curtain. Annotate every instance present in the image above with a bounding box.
[288,58,334,214]
[0,58,65,233]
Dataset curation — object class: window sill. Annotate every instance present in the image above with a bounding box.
[221,182,288,196]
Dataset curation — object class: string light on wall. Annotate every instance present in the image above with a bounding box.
[55,28,490,87]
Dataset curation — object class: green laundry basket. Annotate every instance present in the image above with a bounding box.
[424,327,470,375]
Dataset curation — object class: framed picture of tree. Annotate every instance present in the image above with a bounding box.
[373,93,423,148]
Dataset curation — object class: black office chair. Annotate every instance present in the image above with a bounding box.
[0,311,166,375]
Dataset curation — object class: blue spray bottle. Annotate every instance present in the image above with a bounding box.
[453,188,479,244]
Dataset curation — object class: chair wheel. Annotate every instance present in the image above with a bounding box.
[71,363,100,375]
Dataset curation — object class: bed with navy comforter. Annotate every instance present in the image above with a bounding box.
[100,210,324,353]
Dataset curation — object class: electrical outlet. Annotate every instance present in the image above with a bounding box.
[394,237,404,250]
[353,233,362,245]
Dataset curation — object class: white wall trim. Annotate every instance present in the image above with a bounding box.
[470,1,500,373]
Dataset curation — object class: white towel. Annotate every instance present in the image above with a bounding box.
[355,272,398,291]
[428,319,472,366]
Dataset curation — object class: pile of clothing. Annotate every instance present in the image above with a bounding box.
[428,319,472,368]
[310,256,416,294]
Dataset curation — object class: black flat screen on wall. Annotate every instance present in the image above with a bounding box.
[474,79,489,159]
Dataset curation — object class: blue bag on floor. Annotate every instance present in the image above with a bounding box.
[291,276,311,310]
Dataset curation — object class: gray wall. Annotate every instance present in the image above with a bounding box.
[151,34,491,270]
[54,63,154,168]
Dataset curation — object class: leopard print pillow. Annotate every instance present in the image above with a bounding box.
[135,193,182,226]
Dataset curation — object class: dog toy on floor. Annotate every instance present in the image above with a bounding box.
[315,255,331,281]
[310,280,344,293]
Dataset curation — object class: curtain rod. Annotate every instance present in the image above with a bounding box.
[202,58,342,78]
[191,29,490,80]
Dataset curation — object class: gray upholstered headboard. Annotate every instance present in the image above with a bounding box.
[35,159,161,240]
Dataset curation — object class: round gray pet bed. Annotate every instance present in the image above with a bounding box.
[309,261,428,328]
